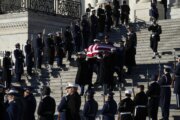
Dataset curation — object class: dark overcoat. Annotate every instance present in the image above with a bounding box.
[174,63,180,94]
[14,49,24,74]
[102,98,117,120]
[146,81,160,119]
[37,96,56,120]
[3,56,12,85]
[83,98,98,120]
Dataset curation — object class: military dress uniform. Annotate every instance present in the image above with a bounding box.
[134,91,148,120]
[146,76,160,120]
[83,90,98,120]
[118,90,134,120]
[174,60,180,108]
[102,92,117,120]
[158,71,172,120]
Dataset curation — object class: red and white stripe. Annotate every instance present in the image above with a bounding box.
[86,43,115,57]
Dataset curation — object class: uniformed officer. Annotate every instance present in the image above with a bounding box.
[14,43,25,82]
[118,90,134,120]
[146,74,160,120]
[134,85,148,120]
[25,39,33,76]
[57,84,71,120]
[102,92,117,120]
[3,51,12,88]
[173,55,180,109]
[23,87,36,120]
[5,89,20,120]
[148,19,162,59]
[37,86,56,120]
[83,89,98,120]
[158,65,172,120]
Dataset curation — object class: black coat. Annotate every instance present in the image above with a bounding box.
[54,36,64,58]
[24,94,36,120]
[102,98,117,120]
[64,31,73,51]
[148,24,162,42]
[75,57,89,85]
[174,63,180,94]
[0,102,5,120]
[83,98,98,120]
[14,49,24,74]
[5,100,19,120]
[25,44,33,67]
[3,56,12,83]
[97,8,106,32]
[37,96,56,120]
[146,81,160,119]
[99,55,114,84]
[44,38,55,65]
[66,92,81,120]
[134,91,148,120]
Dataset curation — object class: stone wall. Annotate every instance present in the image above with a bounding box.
[0,11,73,52]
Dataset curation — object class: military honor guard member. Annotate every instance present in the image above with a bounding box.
[102,92,117,120]
[118,90,134,120]
[134,85,148,120]
[158,65,172,120]
[148,19,162,59]
[146,75,160,120]
[173,55,180,109]
[83,89,98,120]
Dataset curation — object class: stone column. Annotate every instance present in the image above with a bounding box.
[170,0,180,19]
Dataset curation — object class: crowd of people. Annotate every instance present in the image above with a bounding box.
[0,0,180,120]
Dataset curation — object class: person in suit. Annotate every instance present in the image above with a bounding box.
[83,89,98,120]
[66,83,81,120]
[37,86,56,120]
[90,10,98,43]
[158,65,172,120]
[102,92,117,120]
[73,20,82,52]
[173,55,180,109]
[121,1,130,25]
[54,31,64,67]
[25,39,33,76]
[146,74,161,120]
[3,51,12,88]
[118,90,134,120]
[134,85,148,120]
[33,33,43,69]
[14,43,24,82]
[23,87,36,120]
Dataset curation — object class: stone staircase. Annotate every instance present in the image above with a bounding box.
[17,18,180,120]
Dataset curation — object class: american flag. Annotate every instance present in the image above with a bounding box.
[86,43,116,57]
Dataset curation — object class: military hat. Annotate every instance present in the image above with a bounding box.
[87,89,95,96]
[5,51,11,56]
[7,89,18,95]
[15,43,20,47]
[163,65,171,69]
[108,91,114,97]
[125,90,132,95]
[94,39,100,42]
[65,82,78,89]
